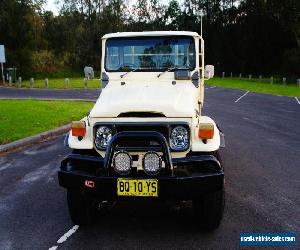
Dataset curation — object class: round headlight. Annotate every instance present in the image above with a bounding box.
[170,126,189,151]
[95,126,113,149]
[143,151,162,176]
[113,151,132,175]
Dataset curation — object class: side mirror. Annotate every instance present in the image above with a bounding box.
[204,65,214,79]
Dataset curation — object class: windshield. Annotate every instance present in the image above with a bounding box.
[105,36,196,71]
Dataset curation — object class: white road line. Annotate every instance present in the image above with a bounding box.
[205,86,216,90]
[295,97,300,105]
[48,225,79,250]
[57,225,79,243]
[235,91,250,103]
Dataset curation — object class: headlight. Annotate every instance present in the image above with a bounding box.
[95,126,113,149]
[113,151,132,175]
[143,151,162,175]
[170,126,189,151]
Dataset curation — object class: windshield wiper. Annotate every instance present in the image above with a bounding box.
[157,66,189,78]
[120,68,139,78]
[120,67,156,78]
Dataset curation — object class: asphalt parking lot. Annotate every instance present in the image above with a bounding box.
[0,87,100,101]
[0,87,299,249]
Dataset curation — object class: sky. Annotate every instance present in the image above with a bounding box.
[44,0,59,15]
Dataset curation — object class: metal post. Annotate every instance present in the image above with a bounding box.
[200,14,203,37]
[64,78,69,88]
[249,74,252,80]
[230,72,233,78]
[297,79,300,87]
[84,78,87,89]
[44,78,48,88]
[30,78,34,88]
[282,77,286,85]
[1,63,4,85]
[200,37,204,106]
[18,77,22,88]
[222,72,225,78]
[13,67,16,84]
[8,76,12,86]
[270,76,273,84]
[239,73,242,79]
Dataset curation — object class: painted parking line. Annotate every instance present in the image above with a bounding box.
[295,97,300,105]
[234,91,250,103]
[205,86,216,90]
[48,225,79,250]
[48,246,58,250]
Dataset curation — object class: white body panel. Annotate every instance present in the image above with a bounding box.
[102,31,200,39]
[90,79,199,118]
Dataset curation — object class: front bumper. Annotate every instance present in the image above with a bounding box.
[58,154,224,200]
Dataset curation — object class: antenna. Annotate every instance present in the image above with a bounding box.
[200,14,203,37]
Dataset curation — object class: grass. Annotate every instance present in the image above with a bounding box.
[5,78,101,89]
[3,75,300,96]
[0,100,94,144]
[206,77,300,97]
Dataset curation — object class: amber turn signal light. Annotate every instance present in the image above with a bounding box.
[71,121,86,137]
[198,123,214,139]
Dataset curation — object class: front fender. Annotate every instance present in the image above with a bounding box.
[68,116,94,149]
[190,116,222,152]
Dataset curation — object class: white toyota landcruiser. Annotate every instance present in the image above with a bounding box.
[58,31,225,230]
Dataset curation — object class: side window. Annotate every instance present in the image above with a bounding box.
[188,42,196,68]
[123,46,138,67]
[107,47,119,70]
[176,44,185,66]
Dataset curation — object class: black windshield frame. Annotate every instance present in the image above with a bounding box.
[104,36,196,72]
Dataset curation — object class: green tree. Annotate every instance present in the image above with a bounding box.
[0,0,44,76]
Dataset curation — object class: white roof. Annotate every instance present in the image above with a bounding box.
[102,31,200,39]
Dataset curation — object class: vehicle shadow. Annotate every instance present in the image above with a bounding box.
[88,200,216,235]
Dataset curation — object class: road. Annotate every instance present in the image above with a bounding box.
[0,87,299,249]
[0,87,100,101]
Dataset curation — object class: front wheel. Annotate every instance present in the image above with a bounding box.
[67,189,98,226]
[193,187,225,230]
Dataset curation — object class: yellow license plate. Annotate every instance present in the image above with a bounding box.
[117,179,158,197]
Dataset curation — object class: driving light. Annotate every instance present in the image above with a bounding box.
[71,121,86,137]
[95,126,113,149]
[198,123,214,139]
[170,126,189,150]
[143,152,162,175]
[113,151,132,175]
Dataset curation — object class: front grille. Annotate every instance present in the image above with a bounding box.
[116,137,161,151]
[94,122,189,152]
[115,124,168,151]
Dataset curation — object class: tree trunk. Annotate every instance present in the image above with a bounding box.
[295,32,300,49]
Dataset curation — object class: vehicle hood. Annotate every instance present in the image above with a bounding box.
[89,82,198,118]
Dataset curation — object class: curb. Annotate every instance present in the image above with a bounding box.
[0,98,96,102]
[0,86,100,90]
[0,124,71,155]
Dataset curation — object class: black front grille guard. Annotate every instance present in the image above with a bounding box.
[104,131,174,175]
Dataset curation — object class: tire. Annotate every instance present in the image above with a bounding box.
[193,187,225,230]
[67,189,98,226]
[213,150,224,170]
